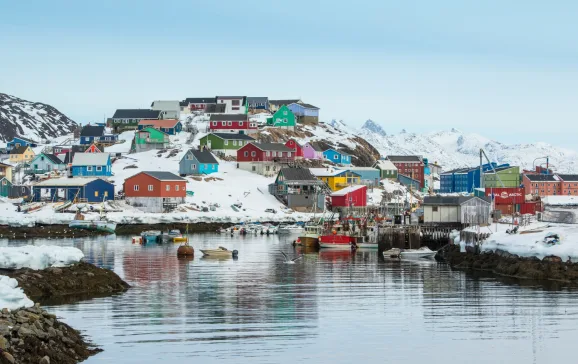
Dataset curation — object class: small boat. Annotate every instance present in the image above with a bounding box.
[200,246,238,258]
[383,248,401,258]
[169,230,188,243]
[21,202,45,213]
[356,241,378,249]
[53,200,73,212]
[69,219,117,234]
[278,224,304,235]
[318,234,356,249]
[399,247,436,259]
[298,225,322,248]
[141,230,162,243]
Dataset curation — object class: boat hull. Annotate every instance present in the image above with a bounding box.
[279,228,304,235]
[318,235,355,249]
[69,220,116,234]
[356,242,378,249]
[298,236,319,247]
[200,249,233,257]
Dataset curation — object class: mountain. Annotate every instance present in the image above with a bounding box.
[361,119,386,137]
[358,123,578,173]
[0,93,78,144]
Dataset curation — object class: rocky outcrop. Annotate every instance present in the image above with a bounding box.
[0,304,101,364]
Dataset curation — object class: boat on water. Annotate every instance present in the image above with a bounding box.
[297,225,323,247]
[200,246,238,258]
[278,224,304,235]
[318,233,356,249]
[69,219,117,234]
[399,247,436,259]
[141,230,162,243]
[159,229,188,243]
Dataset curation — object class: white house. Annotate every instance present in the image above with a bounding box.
[151,100,181,119]
[216,96,247,114]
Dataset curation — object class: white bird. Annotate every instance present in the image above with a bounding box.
[280,251,302,264]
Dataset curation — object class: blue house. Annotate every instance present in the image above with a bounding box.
[287,102,320,124]
[6,137,38,151]
[98,134,118,144]
[345,167,381,186]
[179,149,219,175]
[32,177,114,202]
[71,153,112,177]
[323,149,352,165]
[247,97,269,111]
[28,153,66,174]
[439,163,508,193]
[398,174,421,191]
[80,124,105,145]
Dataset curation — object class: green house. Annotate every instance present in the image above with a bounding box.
[484,166,520,188]
[199,133,255,157]
[133,127,170,153]
[0,178,12,197]
[266,105,296,130]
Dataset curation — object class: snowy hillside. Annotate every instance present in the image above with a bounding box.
[0,93,78,144]
[358,121,578,173]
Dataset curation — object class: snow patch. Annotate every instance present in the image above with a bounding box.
[0,245,84,270]
[0,275,34,310]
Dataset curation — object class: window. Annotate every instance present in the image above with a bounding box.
[251,151,256,157]
[186,154,192,160]
[166,185,170,191]
[221,121,226,126]
[232,100,240,106]
[283,111,288,116]
[134,185,139,191]
[233,140,237,146]
[334,155,338,160]
[244,151,248,157]
[203,164,207,169]
[283,118,288,124]
[176,185,179,191]
[148,185,153,191]
[224,140,229,145]
[1,180,5,186]
[96,166,102,171]
[212,122,217,126]
[266,165,270,171]
[288,152,292,157]
[252,166,256,171]
[239,141,244,146]
[232,107,240,111]
[41,156,44,161]
[272,151,277,157]
[104,191,108,197]
[87,166,93,171]
[227,121,232,126]
[239,121,243,126]
[94,191,99,197]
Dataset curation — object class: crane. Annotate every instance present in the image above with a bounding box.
[479,149,505,189]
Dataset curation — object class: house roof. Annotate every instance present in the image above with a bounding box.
[0,162,13,168]
[324,148,351,157]
[270,99,300,106]
[305,141,324,151]
[112,109,161,119]
[140,171,186,181]
[139,127,169,136]
[37,153,64,165]
[205,104,227,113]
[33,177,107,187]
[279,168,318,181]
[386,155,422,163]
[524,174,558,182]
[183,97,216,104]
[331,185,367,196]
[422,196,490,206]
[373,160,398,170]
[345,167,379,172]
[71,153,110,166]
[556,174,578,182]
[293,102,319,109]
[485,165,517,173]
[188,150,218,164]
[80,124,105,137]
[309,168,360,177]
[11,136,37,144]
[441,167,470,175]
[10,146,30,155]
[208,133,255,141]
[138,119,180,128]
[247,97,268,105]
[216,96,247,105]
[209,114,249,121]
[251,143,293,152]
[150,100,180,109]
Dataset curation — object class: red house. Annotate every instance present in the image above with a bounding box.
[209,114,257,134]
[237,142,296,176]
[285,139,303,158]
[330,185,367,208]
[123,171,187,213]
[386,155,425,188]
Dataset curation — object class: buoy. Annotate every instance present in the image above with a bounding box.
[177,244,194,257]
[132,236,143,244]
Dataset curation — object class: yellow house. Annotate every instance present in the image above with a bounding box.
[9,146,35,164]
[0,162,13,182]
[310,168,361,191]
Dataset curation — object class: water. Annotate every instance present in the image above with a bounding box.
[3,234,578,364]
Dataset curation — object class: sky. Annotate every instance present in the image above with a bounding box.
[1,0,577,147]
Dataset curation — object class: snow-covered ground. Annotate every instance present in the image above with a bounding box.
[0,245,84,270]
[0,275,33,310]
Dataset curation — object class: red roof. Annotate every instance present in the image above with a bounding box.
[138,119,180,128]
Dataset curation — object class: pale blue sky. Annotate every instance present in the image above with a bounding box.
[1,0,577,146]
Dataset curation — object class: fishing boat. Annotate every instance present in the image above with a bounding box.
[278,224,304,235]
[298,224,323,247]
[69,219,117,234]
[141,230,162,244]
[200,246,238,258]
[318,233,356,249]
[399,247,436,259]
[53,200,73,212]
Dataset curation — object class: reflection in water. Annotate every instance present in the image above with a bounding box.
[2,234,578,363]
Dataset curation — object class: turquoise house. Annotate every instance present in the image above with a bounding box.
[179,149,219,175]
[323,149,351,165]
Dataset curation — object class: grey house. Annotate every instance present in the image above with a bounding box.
[151,100,181,119]
[422,196,491,225]
[247,97,269,112]
[269,167,326,211]
[179,149,219,176]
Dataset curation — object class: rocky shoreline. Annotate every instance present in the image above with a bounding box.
[440,244,578,283]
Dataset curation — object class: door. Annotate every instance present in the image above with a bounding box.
[207,140,211,149]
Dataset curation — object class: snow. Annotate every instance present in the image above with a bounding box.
[105,131,134,154]
[0,275,33,310]
[0,245,84,270]
[542,196,578,206]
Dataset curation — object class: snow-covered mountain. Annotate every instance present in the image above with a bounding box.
[361,119,386,137]
[358,122,578,173]
[0,93,78,144]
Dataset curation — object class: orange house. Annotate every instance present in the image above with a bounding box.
[123,171,187,213]
[557,174,578,195]
[523,174,561,197]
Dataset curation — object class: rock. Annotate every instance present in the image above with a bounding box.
[33,327,48,340]
[15,316,29,324]
[0,336,8,350]
[1,351,15,364]
[39,355,50,364]
[56,329,63,338]
[1,309,9,315]
[543,255,562,263]
[34,320,43,331]
[47,327,57,338]
[48,267,62,275]
[0,323,10,336]
[18,325,36,337]
[61,337,74,346]
[45,318,54,327]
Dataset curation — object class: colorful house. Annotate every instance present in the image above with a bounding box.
[209,114,257,134]
[79,124,105,145]
[483,166,520,188]
[109,109,161,133]
[32,177,114,203]
[323,149,352,165]
[266,105,296,130]
[6,137,37,152]
[179,149,219,175]
[180,97,216,113]
[269,168,326,211]
[9,146,35,164]
[133,127,170,153]
[522,174,561,197]
[123,171,187,213]
[215,96,247,114]
[398,174,421,191]
[71,153,112,177]
[285,139,303,158]
[330,185,367,209]
[269,99,301,113]
[287,102,320,124]
[386,155,425,189]
[150,100,181,119]
[237,143,296,176]
[344,167,380,186]
[373,160,398,179]
[0,163,13,183]
[0,178,30,199]
[84,143,102,153]
[28,153,66,174]
[309,168,361,191]
[302,142,324,160]
[138,119,183,135]
[199,133,255,157]
[247,97,269,113]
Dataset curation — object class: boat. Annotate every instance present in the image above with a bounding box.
[141,230,162,244]
[356,241,378,249]
[399,247,437,259]
[200,246,238,258]
[318,233,356,249]
[20,202,45,213]
[69,219,117,234]
[278,224,304,235]
[383,248,401,258]
[298,225,323,248]
[53,200,73,212]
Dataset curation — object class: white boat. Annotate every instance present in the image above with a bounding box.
[356,241,378,249]
[278,224,305,235]
[69,219,117,234]
[399,247,437,259]
[20,202,45,213]
[200,246,239,258]
[53,200,73,212]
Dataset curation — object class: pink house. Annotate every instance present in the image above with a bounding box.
[302,142,324,160]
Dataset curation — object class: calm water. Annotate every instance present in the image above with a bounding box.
[2,234,578,363]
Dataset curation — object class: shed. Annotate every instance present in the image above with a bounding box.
[330,185,367,208]
[0,178,31,199]
[179,149,219,175]
[422,196,491,225]
[32,177,114,202]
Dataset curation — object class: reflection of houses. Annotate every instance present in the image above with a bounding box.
[330,185,367,209]
[269,168,326,211]
[422,196,491,225]
[179,149,219,175]
[32,177,114,202]
[237,143,296,177]
[123,171,187,213]
[309,168,360,191]
[199,133,255,157]
[373,159,398,179]
[133,127,170,153]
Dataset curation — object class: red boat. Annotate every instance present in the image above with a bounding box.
[318,234,356,249]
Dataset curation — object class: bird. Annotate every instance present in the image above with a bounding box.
[280,250,302,264]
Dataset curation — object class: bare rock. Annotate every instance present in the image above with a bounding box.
[1,351,15,364]
[39,355,50,364]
